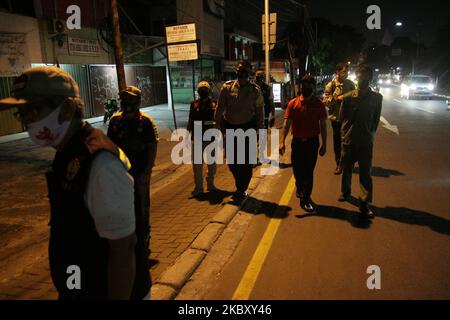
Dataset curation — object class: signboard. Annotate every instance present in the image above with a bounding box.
[391,48,402,56]
[167,43,199,62]
[262,13,277,50]
[68,37,101,56]
[0,33,30,77]
[272,83,281,103]
[165,23,196,44]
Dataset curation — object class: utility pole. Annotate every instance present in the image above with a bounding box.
[111,0,126,91]
[264,0,270,85]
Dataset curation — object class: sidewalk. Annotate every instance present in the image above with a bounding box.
[0,103,191,144]
[0,103,284,299]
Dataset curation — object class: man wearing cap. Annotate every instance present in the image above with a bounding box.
[254,69,275,129]
[0,66,139,299]
[339,64,382,219]
[215,60,265,202]
[107,85,158,298]
[187,81,218,197]
[280,75,328,213]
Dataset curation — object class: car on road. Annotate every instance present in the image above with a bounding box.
[400,75,435,100]
[377,74,393,87]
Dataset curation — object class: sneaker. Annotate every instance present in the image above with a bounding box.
[232,191,248,203]
[300,200,316,213]
[360,202,375,219]
[338,193,350,202]
[148,259,159,268]
[334,166,343,175]
[191,188,204,197]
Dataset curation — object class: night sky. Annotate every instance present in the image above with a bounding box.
[308,0,450,46]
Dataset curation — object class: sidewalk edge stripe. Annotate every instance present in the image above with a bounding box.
[232,175,295,300]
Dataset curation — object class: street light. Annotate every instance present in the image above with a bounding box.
[395,22,403,27]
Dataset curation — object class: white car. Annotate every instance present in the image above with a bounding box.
[400,75,435,100]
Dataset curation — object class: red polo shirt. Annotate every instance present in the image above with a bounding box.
[285,95,327,140]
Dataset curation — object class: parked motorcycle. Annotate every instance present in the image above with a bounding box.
[103,99,118,124]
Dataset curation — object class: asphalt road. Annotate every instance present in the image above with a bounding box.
[181,86,450,300]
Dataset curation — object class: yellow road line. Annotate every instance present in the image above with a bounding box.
[232,176,296,300]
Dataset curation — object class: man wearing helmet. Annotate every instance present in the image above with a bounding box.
[107,85,159,299]
[187,81,218,197]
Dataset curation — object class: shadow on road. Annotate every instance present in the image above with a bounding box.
[193,189,234,205]
[238,196,292,219]
[353,166,405,178]
[279,162,292,169]
[296,206,372,229]
[296,203,450,236]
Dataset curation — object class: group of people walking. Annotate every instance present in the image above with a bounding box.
[0,58,381,299]
[280,62,382,218]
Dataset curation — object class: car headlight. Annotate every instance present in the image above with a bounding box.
[386,79,392,84]
[410,84,417,90]
[427,84,434,91]
[378,79,383,84]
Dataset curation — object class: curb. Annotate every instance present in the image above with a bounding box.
[151,169,265,300]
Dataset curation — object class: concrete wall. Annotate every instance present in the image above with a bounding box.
[0,12,43,63]
[176,0,224,58]
[38,19,114,65]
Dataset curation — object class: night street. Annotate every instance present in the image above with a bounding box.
[0,0,449,306]
[0,87,449,299]
[178,87,450,300]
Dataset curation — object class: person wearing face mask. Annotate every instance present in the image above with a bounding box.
[107,85,158,298]
[280,75,328,213]
[187,81,218,197]
[254,70,275,129]
[339,64,383,219]
[215,60,265,203]
[323,63,356,175]
[0,66,139,299]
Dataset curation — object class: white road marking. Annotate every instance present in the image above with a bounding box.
[394,99,403,104]
[415,107,436,114]
[380,116,400,135]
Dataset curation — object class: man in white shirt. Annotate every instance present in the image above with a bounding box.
[0,66,141,299]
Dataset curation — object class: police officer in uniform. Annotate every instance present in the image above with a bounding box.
[254,69,275,128]
[323,62,356,175]
[0,66,138,299]
[215,60,265,202]
[188,81,218,197]
[107,85,158,299]
[339,64,383,218]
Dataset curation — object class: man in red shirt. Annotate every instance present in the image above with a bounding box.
[280,75,328,212]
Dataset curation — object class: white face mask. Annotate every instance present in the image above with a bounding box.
[26,105,71,148]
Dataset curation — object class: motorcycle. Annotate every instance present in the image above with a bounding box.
[103,99,118,124]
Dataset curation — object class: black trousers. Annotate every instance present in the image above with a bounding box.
[331,121,342,166]
[291,136,320,201]
[341,142,373,203]
[225,119,256,193]
[131,173,151,300]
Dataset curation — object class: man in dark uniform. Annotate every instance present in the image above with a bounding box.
[215,60,265,203]
[187,81,218,197]
[0,66,138,299]
[107,85,158,299]
[254,69,275,128]
[323,62,356,175]
[339,64,383,218]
